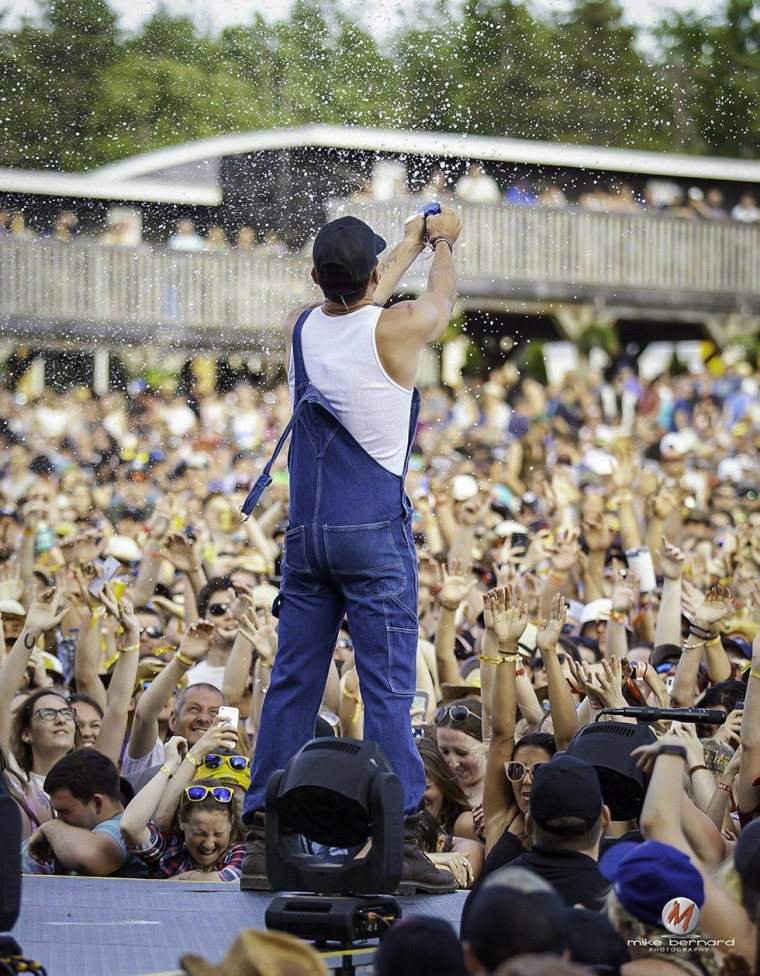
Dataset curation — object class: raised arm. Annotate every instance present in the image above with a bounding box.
[536,595,578,751]
[95,588,141,764]
[372,214,426,306]
[654,537,684,648]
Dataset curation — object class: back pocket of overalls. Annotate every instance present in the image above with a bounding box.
[282,526,312,575]
[324,521,406,598]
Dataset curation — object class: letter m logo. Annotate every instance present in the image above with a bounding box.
[667,900,695,933]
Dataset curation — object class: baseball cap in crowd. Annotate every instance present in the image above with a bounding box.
[659,433,688,457]
[579,599,612,628]
[599,839,704,928]
[312,217,386,293]
[530,755,603,835]
[181,930,327,976]
[562,907,630,975]
[733,819,760,917]
[374,916,467,976]
[648,643,682,672]
[461,884,566,968]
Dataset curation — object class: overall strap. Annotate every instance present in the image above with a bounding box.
[291,306,313,395]
[240,307,314,517]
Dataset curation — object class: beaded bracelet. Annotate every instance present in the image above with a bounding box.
[688,764,709,776]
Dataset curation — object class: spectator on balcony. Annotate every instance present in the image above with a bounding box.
[606,182,642,213]
[234,227,258,250]
[420,168,454,203]
[205,226,229,251]
[456,163,501,204]
[50,212,78,242]
[168,219,205,253]
[100,221,133,246]
[536,184,567,209]
[688,186,728,220]
[0,209,9,236]
[10,212,35,238]
[504,181,538,207]
[731,193,760,224]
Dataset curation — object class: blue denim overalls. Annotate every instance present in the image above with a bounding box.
[242,308,426,818]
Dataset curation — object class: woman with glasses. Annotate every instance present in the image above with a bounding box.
[434,698,487,839]
[120,736,245,881]
[6,688,80,838]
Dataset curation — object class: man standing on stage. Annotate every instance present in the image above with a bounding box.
[242,205,461,892]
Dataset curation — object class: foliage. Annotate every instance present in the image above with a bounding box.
[0,0,756,171]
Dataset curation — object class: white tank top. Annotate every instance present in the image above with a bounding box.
[287,305,413,477]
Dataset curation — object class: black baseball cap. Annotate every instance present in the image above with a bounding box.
[312,216,386,293]
[530,755,602,834]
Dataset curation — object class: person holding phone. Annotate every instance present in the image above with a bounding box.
[241,206,462,893]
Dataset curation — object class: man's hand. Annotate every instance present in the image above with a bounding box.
[426,205,462,243]
[693,584,732,633]
[581,516,612,555]
[177,621,215,663]
[486,586,528,648]
[188,717,239,761]
[27,825,54,863]
[439,560,475,610]
[403,213,426,247]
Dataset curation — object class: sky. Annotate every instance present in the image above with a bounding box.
[7,0,721,35]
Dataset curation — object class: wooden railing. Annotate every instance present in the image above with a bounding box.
[1,205,758,348]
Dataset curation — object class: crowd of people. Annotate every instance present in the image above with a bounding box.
[3,346,760,973]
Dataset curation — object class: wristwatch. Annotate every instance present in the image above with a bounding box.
[657,744,687,761]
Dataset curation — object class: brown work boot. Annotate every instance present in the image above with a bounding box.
[240,811,272,891]
[396,813,457,894]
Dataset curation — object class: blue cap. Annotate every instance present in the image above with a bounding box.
[599,839,704,927]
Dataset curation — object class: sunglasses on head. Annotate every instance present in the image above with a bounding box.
[433,704,479,726]
[505,760,546,782]
[142,626,164,640]
[185,785,233,803]
[208,603,230,617]
[203,754,249,771]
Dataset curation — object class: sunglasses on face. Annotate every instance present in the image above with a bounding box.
[208,603,230,617]
[203,754,249,771]
[142,626,164,640]
[433,704,479,726]
[655,662,676,674]
[185,785,233,803]
[34,706,75,723]
[505,760,546,782]
[336,638,353,651]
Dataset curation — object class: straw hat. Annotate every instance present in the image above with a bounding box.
[181,930,327,976]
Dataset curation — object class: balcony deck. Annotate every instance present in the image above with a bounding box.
[1,204,758,351]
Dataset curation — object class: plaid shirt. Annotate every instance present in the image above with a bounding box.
[127,823,245,882]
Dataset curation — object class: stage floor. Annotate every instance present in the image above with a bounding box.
[13,875,468,975]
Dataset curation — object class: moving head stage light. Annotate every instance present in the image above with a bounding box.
[264,738,404,947]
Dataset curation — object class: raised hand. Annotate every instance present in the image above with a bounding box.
[536,593,567,655]
[247,605,278,666]
[161,532,201,575]
[440,559,475,609]
[693,584,732,631]
[658,536,685,581]
[550,529,581,574]
[176,620,215,663]
[611,570,637,614]
[26,588,68,637]
[228,584,253,624]
[581,515,612,554]
[0,560,23,602]
[487,586,528,649]
[163,735,188,768]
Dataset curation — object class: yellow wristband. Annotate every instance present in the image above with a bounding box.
[121,643,140,654]
[499,653,521,664]
[185,753,202,768]
[750,668,760,682]
[175,651,194,668]
[160,765,175,778]
[257,659,273,670]
[342,688,363,723]
[478,655,503,665]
